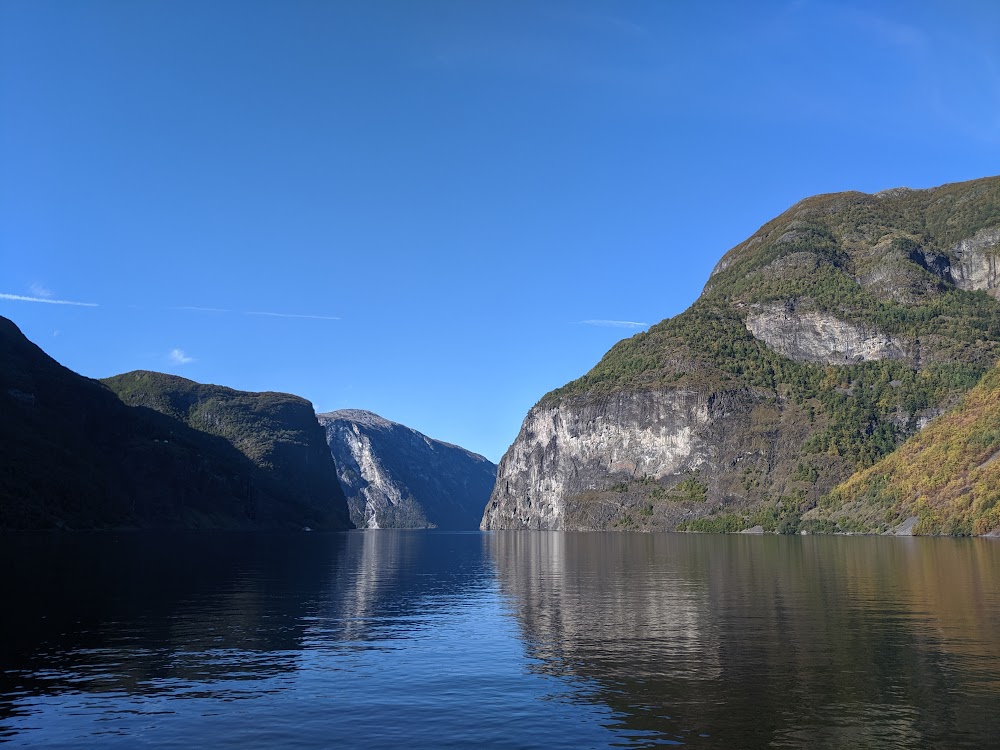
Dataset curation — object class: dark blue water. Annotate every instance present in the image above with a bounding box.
[1,531,998,748]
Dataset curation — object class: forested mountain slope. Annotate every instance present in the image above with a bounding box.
[483,176,1000,534]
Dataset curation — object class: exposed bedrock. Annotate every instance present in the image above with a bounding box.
[745,303,908,364]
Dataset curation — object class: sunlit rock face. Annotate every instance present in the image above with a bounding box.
[320,409,496,530]
[480,386,830,532]
[482,391,711,530]
[745,303,908,364]
[950,227,1000,297]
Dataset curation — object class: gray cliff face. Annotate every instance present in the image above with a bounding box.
[482,391,710,530]
[320,410,496,530]
[949,227,1000,297]
[744,302,908,365]
[481,387,833,531]
[856,226,1000,300]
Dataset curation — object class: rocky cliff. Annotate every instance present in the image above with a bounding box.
[319,409,496,529]
[483,176,1000,533]
[0,317,352,530]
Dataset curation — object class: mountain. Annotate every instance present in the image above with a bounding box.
[0,316,352,530]
[482,175,1000,534]
[105,371,353,530]
[319,409,496,529]
[806,361,1000,536]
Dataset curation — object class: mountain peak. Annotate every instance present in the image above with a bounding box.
[319,409,397,430]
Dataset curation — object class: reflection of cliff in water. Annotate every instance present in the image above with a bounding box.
[323,530,494,644]
[1,532,349,710]
[488,532,1000,748]
[1,530,491,730]
[487,532,719,681]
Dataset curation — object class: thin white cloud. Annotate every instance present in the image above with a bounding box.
[169,348,195,365]
[834,5,927,51]
[0,292,98,307]
[29,283,54,298]
[0,293,344,322]
[245,311,341,321]
[550,8,646,37]
[580,319,648,328]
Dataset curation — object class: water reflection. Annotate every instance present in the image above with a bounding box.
[321,529,497,643]
[489,532,1000,748]
[3,531,999,748]
[1,533,344,711]
[5,531,604,749]
[1,532,498,706]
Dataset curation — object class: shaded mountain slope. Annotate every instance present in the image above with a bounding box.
[0,317,351,530]
[319,409,496,529]
[104,371,352,530]
[483,175,1000,533]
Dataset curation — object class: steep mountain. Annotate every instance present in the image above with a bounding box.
[482,175,1000,533]
[0,316,352,530]
[319,409,496,529]
[806,361,1000,536]
[104,371,352,530]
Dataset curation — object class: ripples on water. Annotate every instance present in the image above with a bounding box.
[1,531,998,748]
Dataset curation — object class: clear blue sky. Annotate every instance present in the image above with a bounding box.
[2,1,998,462]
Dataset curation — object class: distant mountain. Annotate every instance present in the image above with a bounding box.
[482,175,1000,534]
[807,361,1000,535]
[319,409,496,529]
[0,316,352,530]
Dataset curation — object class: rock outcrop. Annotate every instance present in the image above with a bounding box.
[483,390,713,530]
[320,409,496,529]
[949,227,1000,297]
[484,175,1000,533]
[744,302,907,364]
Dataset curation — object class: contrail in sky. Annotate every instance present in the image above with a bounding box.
[2,293,340,320]
[245,311,341,321]
[0,292,98,307]
[579,319,648,328]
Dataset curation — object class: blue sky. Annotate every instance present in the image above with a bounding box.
[2,0,999,462]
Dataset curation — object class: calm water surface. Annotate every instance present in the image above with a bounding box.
[1,531,998,748]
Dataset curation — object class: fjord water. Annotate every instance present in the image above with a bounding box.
[2,532,998,749]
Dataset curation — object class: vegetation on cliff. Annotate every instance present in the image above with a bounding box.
[105,370,352,531]
[808,362,1000,535]
[548,177,1000,403]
